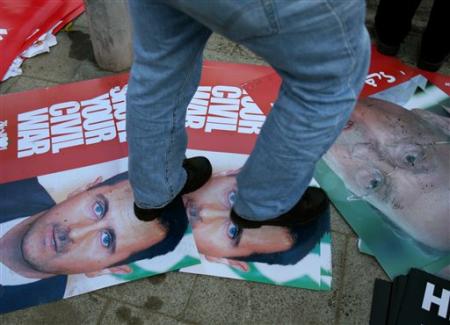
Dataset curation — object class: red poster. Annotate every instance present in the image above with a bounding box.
[244,45,450,111]
[0,61,332,315]
[0,0,84,80]
[0,61,276,183]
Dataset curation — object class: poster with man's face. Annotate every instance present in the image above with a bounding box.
[0,62,330,314]
[320,59,449,279]
[317,76,450,279]
[242,48,450,280]
[0,157,199,309]
[181,150,332,290]
[0,70,195,314]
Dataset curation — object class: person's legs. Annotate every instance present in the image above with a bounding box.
[375,0,422,55]
[167,0,370,222]
[418,0,450,71]
[232,0,371,221]
[127,1,211,211]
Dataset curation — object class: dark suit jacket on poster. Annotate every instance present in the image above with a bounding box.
[0,178,67,314]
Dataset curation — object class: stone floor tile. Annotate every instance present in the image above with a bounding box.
[72,12,89,29]
[203,34,266,66]
[204,49,266,66]
[243,258,344,325]
[180,275,250,324]
[0,293,107,325]
[205,33,238,55]
[72,59,120,82]
[65,26,95,62]
[206,34,266,64]
[63,25,123,81]
[97,272,197,318]
[330,207,355,236]
[0,76,19,95]
[20,32,83,83]
[100,301,187,325]
[230,44,267,64]
[244,284,335,324]
[332,232,348,269]
[336,236,389,325]
[5,76,57,94]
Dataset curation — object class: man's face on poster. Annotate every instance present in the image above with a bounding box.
[324,98,450,251]
[21,180,166,274]
[184,174,294,259]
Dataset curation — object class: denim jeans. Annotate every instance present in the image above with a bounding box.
[127,0,370,220]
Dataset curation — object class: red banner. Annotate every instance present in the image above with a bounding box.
[244,46,450,112]
[0,0,84,79]
[1,54,449,184]
[0,61,275,183]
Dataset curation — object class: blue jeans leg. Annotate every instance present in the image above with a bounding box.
[168,0,370,220]
[233,0,371,220]
[127,0,211,208]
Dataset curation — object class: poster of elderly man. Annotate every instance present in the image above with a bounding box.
[242,49,450,280]
[318,77,450,278]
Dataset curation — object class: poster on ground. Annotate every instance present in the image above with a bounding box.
[242,47,449,280]
[317,49,449,279]
[244,47,450,280]
[316,75,450,279]
[176,63,331,290]
[180,149,332,291]
[0,61,330,314]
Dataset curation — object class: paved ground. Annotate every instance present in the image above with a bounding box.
[0,1,448,324]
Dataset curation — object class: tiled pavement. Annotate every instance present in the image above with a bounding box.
[0,1,448,324]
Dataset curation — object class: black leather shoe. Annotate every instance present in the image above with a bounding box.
[373,0,421,57]
[230,187,329,229]
[134,156,212,222]
[417,57,447,72]
[179,156,213,195]
[134,203,163,222]
[417,29,449,72]
[376,40,400,57]
[416,0,449,72]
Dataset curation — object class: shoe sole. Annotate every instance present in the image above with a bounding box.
[230,187,329,229]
